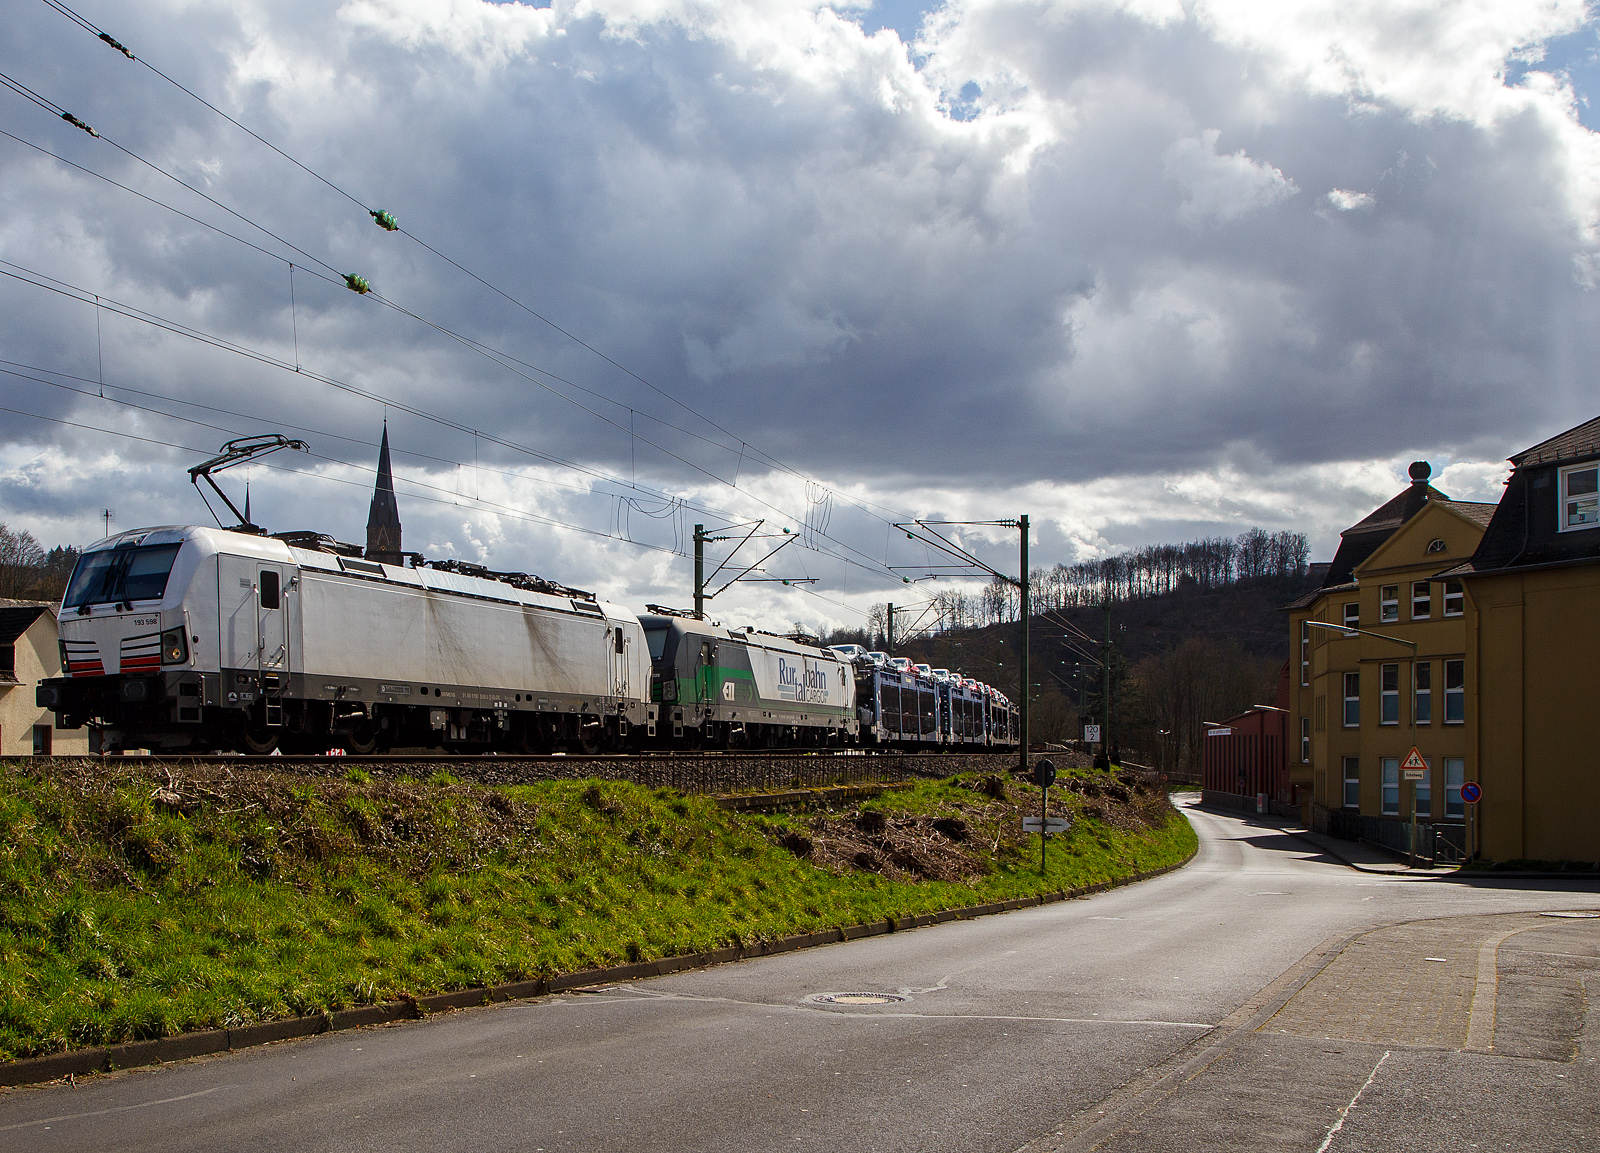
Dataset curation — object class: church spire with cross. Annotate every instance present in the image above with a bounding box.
[365,423,402,565]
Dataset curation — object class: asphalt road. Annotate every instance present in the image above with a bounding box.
[3,797,1597,1152]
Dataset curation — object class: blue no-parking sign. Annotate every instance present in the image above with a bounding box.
[1460,781,1483,804]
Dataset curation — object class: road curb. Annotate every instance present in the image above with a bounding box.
[0,846,1198,1088]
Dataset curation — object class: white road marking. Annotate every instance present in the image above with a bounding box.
[0,1086,233,1133]
[1316,1049,1390,1153]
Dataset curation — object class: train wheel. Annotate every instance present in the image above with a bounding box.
[344,721,378,756]
[237,722,279,755]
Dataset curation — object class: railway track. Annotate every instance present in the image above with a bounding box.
[20,749,1044,795]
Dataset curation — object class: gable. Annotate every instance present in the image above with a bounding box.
[1354,499,1491,577]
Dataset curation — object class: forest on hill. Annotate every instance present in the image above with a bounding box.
[824,529,1320,775]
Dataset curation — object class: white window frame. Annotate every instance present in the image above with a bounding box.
[1559,462,1599,532]
[1300,619,1310,687]
[1445,758,1465,817]
[1381,757,1400,816]
[1379,662,1400,725]
[1414,661,1431,725]
[1301,716,1311,763]
[1443,579,1465,617]
[1343,601,1360,633]
[1379,585,1399,622]
[1343,671,1360,727]
[1411,581,1431,619]
[1414,756,1432,817]
[1444,659,1465,724]
[1343,756,1360,809]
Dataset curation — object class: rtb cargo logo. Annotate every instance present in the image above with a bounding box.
[777,657,831,704]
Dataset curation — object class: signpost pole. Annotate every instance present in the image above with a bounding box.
[1040,780,1047,874]
[1033,758,1055,875]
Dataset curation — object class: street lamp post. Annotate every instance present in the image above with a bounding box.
[1305,621,1422,866]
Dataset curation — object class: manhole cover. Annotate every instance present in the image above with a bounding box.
[1541,911,1600,919]
[805,992,909,1006]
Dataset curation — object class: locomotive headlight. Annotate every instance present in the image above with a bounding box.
[160,628,189,664]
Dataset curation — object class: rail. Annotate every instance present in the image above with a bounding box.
[19,750,1041,796]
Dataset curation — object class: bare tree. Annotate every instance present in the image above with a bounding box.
[0,524,47,599]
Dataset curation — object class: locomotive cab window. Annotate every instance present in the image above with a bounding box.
[614,628,626,653]
[259,570,281,610]
[63,542,182,608]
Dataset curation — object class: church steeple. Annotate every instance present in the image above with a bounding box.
[365,423,402,565]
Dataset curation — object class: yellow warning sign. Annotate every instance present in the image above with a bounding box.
[1401,747,1428,771]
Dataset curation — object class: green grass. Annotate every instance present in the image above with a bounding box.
[0,759,1195,1062]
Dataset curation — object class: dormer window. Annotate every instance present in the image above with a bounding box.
[1560,464,1598,531]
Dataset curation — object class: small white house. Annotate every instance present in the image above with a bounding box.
[0,600,88,755]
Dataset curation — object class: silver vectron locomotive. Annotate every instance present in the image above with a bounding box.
[37,524,1018,756]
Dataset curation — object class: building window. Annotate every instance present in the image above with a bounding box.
[1560,463,1599,531]
[1380,585,1399,622]
[1301,716,1311,763]
[1444,659,1465,723]
[1445,758,1465,817]
[1343,672,1360,727]
[1443,580,1464,617]
[32,725,51,755]
[1380,663,1400,724]
[0,642,13,677]
[1343,757,1360,808]
[1414,661,1431,724]
[1381,757,1399,815]
[1415,758,1432,817]
[1300,619,1310,687]
[1411,581,1431,619]
[1343,601,1360,632]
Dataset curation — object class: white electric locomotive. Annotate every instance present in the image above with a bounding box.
[38,525,654,754]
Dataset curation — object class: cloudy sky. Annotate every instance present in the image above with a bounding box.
[1,0,1597,631]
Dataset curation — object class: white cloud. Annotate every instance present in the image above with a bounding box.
[1,0,1597,635]
[1164,129,1299,227]
[1325,187,1375,210]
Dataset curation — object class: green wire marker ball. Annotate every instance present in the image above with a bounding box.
[343,273,372,294]
[370,209,399,231]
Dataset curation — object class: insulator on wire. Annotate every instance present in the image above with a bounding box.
[98,32,135,60]
[343,273,371,294]
[61,112,99,137]
[370,209,399,231]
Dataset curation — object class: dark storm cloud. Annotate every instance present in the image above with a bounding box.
[1,0,1596,612]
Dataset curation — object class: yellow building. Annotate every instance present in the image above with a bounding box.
[1448,416,1600,864]
[0,600,88,756]
[1284,464,1494,857]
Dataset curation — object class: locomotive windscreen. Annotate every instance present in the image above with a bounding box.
[63,543,182,608]
[643,624,670,660]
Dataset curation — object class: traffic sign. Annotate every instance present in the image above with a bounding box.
[1401,747,1428,770]
[1403,768,1425,781]
[1460,781,1483,804]
[1023,817,1071,834]
[1082,724,1101,744]
[1034,758,1057,789]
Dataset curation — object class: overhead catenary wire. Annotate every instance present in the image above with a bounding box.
[0,254,919,590]
[0,108,906,586]
[15,8,990,608]
[32,0,923,527]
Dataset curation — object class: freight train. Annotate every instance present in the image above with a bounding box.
[36,525,1018,755]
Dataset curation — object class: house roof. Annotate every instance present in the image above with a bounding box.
[1457,421,1600,576]
[0,605,48,646]
[1510,414,1600,467]
[1436,499,1497,527]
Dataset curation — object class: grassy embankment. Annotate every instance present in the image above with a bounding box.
[0,758,1195,1062]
